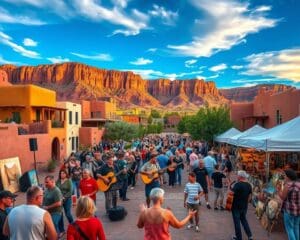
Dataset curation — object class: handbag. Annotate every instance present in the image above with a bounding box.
[72,222,89,240]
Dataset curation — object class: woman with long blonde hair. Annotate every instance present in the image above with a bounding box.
[67,196,106,240]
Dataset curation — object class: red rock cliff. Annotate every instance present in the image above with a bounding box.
[0,63,228,108]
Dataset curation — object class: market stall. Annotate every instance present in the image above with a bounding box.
[214,127,241,144]
[232,116,300,234]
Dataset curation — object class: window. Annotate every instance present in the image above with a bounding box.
[69,111,72,125]
[12,112,21,123]
[72,137,75,151]
[76,137,79,151]
[276,110,282,125]
[75,112,78,125]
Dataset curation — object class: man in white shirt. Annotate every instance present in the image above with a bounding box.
[3,186,57,240]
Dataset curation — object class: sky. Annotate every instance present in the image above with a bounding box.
[0,0,300,89]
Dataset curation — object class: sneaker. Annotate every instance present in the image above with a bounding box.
[220,206,225,211]
[206,204,211,209]
[195,226,200,232]
[187,224,194,229]
[231,236,237,240]
[122,198,130,201]
[214,207,218,210]
[130,187,134,190]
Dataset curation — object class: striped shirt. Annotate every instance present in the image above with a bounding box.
[184,182,203,204]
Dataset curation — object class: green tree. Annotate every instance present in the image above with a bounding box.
[177,106,233,142]
[150,109,161,118]
[104,121,139,141]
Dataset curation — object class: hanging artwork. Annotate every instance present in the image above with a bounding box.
[0,157,22,193]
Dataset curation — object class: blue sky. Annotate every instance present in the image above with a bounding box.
[0,0,300,88]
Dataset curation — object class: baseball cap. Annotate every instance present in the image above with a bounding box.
[0,190,17,200]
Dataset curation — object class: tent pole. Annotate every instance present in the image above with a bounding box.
[266,152,270,182]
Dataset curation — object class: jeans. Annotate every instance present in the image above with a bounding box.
[72,180,80,198]
[232,208,252,240]
[63,197,74,223]
[283,211,300,240]
[175,167,182,185]
[104,189,117,213]
[119,178,128,200]
[51,212,64,233]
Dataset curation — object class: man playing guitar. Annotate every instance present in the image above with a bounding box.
[139,151,161,208]
[96,154,119,214]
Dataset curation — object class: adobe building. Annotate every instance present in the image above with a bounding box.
[231,87,300,130]
[56,101,82,157]
[81,98,119,127]
[0,82,67,172]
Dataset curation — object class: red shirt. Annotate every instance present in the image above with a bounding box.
[67,217,106,240]
[79,177,98,201]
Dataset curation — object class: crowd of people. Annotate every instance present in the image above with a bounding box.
[0,134,299,240]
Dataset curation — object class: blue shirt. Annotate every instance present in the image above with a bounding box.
[184,182,203,204]
[156,154,168,168]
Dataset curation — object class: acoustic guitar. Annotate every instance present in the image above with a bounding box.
[97,169,125,192]
[225,181,236,211]
[225,191,234,211]
[140,162,183,184]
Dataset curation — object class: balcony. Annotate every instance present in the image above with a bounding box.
[51,120,65,128]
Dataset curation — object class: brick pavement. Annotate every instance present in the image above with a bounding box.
[13,168,287,240]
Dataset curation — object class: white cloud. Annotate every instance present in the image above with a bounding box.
[168,0,277,57]
[124,68,203,80]
[3,0,73,19]
[111,0,128,8]
[0,55,23,65]
[185,59,197,68]
[242,48,300,82]
[231,78,282,84]
[47,56,70,64]
[73,0,149,36]
[4,0,148,35]
[254,6,271,12]
[209,63,227,72]
[71,52,113,61]
[231,65,243,70]
[148,4,178,26]
[0,7,46,25]
[130,57,153,65]
[23,38,38,47]
[0,31,40,59]
[147,48,157,53]
[196,74,219,80]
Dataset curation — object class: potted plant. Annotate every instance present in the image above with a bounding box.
[46,159,57,172]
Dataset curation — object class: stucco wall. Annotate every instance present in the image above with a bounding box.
[0,123,51,173]
[230,102,253,130]
[253,88,300,128]
[79,127,104,148]
[57,101,82,156]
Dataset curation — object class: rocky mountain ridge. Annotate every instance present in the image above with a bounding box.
[0,62,292,109]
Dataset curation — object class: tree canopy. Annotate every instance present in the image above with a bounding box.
[177,106,233,142]
[104,121,140,141]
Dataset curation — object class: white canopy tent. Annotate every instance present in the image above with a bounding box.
[237,116,300,152]
[237,116,300,180]
[214,127,241,143]
[228,125,266,146]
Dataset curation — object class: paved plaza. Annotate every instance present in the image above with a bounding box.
[13,169,287,240]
